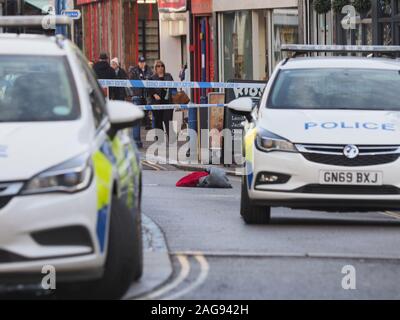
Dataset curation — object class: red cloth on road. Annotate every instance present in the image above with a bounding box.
[176,171,209,187]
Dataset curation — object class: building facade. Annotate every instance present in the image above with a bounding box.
[158,0,190,82]
[77,0,159,71]
[299,0,400,46]
[214,0,299,82]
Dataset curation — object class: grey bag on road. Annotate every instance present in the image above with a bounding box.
[198,168,232,188]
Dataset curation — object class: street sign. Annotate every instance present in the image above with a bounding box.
[61,9,81,20]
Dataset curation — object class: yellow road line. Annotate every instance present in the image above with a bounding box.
[142,160,161,171]
[163,254,209,300]
[138,255,190,300]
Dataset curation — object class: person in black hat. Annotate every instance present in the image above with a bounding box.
[93,52,116,99]
[129,56,153,148]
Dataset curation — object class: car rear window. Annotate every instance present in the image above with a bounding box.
[268,68,400,110]
[0,55,80,122]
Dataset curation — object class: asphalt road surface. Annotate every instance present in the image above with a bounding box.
[142,167,400,300]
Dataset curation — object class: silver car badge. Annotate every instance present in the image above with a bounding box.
[343,145,359,159]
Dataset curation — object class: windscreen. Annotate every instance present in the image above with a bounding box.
[268,68,400,110]
[0,55,80,122]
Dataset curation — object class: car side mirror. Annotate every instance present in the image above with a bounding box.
[227,97,254,113]
[106,100,144,136]
[227,97,254,121]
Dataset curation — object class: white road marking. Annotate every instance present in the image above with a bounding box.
[138,255,190,300]
[171,251,400,261]
[196,194,236,198]
[382,211,400,220]
[163,255,209,300]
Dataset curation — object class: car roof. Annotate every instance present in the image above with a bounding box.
[281,56,400,70]
[0,34,66,56]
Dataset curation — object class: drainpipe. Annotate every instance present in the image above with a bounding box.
[56,0,66,35]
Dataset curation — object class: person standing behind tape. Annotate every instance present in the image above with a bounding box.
[93,52,116,100]
[129,56,153,148]
[149,60,177,142]
[110,57,129,101]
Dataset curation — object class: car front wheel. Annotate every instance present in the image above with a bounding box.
[240,175,271,225]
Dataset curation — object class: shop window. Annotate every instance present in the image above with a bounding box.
[337,3,372,46]
[222,11,253,81]
[381,22,393,44]
[272,9,298,67]
[379,0,393,17]
[377,0,400,45]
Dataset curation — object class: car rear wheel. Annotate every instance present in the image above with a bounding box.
[241,175,271,224]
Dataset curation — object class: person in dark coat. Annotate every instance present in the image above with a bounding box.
[148,60,177,141]
[129,56,153,148]
[110,57,129,101]
[93,52,116,100]
[128,56,153,101]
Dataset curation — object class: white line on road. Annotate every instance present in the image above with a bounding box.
[382,211,400,220]
[195,194,236,198]
[138,255,190,300]
[163,255,209,300]
[170,251,400,261]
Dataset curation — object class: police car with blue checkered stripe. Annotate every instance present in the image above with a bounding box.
[228,45,400,224]
[0,16,144,298]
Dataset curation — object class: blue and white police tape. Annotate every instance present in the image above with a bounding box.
[99,79,266,89]
[138,103,226,111]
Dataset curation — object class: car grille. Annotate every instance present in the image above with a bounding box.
[297,144,400,167]
[0,250,29,263]
[0,197,11,210]
[296,184,400,195]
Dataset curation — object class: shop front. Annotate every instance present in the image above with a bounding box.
[158,0,190,81]
[215,0,299,81]
[77,0,139,70]
[300,0,400,46]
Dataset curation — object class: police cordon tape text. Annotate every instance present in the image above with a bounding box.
[140,104,226,111]
[99,79,266,89]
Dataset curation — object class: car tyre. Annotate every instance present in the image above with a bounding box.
[241,175,271,225]
[92,195,143,299]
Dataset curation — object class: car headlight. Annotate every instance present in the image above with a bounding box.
[256,128,297,153]
[21,153,93,195]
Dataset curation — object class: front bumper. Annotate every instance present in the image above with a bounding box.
[248,147,400,210]
[0,180,106,282]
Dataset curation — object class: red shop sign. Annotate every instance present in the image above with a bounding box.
[158,0,187,13]
[191,0,212,15]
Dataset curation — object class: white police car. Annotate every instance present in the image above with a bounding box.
[0,17,144,298]
[228,45,400,224]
